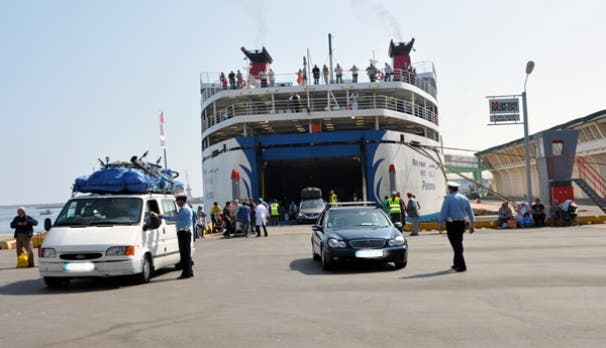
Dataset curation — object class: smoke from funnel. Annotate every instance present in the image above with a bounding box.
[349,0,403,42]
[250,2,267,46]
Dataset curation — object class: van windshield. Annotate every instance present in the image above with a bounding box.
[54,197,143,226]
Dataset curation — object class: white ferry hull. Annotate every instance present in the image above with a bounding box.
[203,130,445,222]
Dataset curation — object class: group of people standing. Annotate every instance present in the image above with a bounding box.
[383,191,421,236]
[208,198,283,239]
[220,68,276,90]
[218,60,419,89]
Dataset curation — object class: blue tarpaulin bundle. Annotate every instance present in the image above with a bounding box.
[75,167,179,194]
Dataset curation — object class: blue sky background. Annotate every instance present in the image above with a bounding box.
[1,0,605,205]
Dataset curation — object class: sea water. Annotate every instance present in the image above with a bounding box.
[0,205,61,235]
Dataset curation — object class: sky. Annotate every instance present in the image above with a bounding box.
[1,0,605,206]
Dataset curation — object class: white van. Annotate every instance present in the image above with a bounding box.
[39,193,192,287]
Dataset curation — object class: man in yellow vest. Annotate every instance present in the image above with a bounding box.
[329,189,338,207]
[387,191,402,223]
[270,199,280,226]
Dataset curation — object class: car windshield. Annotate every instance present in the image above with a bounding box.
[300,199,324,209]
[54,197,143,226]
[326,209,390,229]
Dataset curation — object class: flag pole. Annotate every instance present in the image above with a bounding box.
[160,112,168,169]
[163,148,168,170]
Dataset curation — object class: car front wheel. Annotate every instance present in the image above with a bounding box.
[44,277,70,288]
[394,257,407,270]
[321,249,333,271]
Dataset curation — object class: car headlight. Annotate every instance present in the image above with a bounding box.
[389,235,405,246]
[327,238,347,248]
[106,246,135,256]
[41,248,56,258]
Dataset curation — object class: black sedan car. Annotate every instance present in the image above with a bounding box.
[311,203,408,271]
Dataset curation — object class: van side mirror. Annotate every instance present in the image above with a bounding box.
[144,214,161,231]
[44,218,52,231]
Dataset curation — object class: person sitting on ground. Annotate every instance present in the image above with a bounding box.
[498,201,514,228]
[549,199,562,226]
[560,199,578,226]
[516,201,533,227]
[531,198,546,227]
[209,201,221,230]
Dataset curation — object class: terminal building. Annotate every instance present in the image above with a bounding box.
[476,109,606,212]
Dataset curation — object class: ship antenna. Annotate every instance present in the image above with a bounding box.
[328,33,334,84]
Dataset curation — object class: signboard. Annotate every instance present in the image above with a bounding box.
[488,97,520,123]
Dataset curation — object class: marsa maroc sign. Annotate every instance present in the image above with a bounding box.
[488,97,520,123]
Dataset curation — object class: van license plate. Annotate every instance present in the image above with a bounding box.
[355,249,383,258]
[64,262,94,272]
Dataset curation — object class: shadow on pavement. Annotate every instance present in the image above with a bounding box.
[0,267,181,295]
[400,269,454,279]
[289,258,398,275]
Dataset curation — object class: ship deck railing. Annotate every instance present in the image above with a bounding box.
[200,65,437,104]
[203,94,438,131]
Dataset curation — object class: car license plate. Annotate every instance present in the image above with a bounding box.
[355,249,383,258]
[64,262,95,272]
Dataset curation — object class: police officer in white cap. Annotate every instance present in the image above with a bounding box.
[438,181,475,272]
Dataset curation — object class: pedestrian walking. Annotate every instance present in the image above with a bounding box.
[10,207,38,267]
[438,182,475,272]
[405,192,420,235]
[255,198,269,237]
[153,194,194,279]
[387,191,402,223]
[237,200,252,236]
[288,201,298,220]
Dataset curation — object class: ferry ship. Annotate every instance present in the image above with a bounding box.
[200,38,445,222]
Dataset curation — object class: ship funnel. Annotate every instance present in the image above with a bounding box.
[388,38,415,74]
[241,46,273,80]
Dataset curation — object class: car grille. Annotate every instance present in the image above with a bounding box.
[349,239,386,249]
[60,253,103,260]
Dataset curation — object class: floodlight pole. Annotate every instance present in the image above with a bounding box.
[522,61,535,204]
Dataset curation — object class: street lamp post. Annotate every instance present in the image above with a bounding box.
[522,61,535,204]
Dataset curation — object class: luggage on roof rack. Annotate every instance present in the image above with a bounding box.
[74,156,183,194]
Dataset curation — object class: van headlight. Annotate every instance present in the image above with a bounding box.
[389,235,405,246]
[106,246,135,256]
[41,248,56,258]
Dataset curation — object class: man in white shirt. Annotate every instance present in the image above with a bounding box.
[255,198,269,237]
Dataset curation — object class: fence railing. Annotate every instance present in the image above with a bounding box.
[203,94,438,131]
[576,156,606,199]
[200,64,438,104]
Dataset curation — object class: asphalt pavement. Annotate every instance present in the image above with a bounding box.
[1,223,605,347]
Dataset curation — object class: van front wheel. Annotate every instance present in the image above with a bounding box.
[135,255,153,284]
